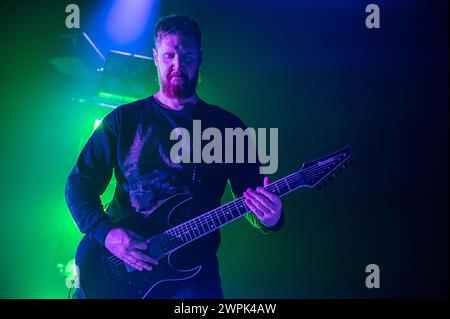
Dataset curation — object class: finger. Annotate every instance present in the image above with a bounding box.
[128,231,145,241]
[126,254,153,272]
[123,256,144,271]
[256,186,280,204]
[130,250,159,266]
[246,189,275,211]
[244,191,272,215]
[245,199,266,220]
[249,187,275,207]
[134,259,153,272]
[263,176,270,187]
[132,241,148,251]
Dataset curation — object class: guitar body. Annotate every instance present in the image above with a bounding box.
[75,193,202,299]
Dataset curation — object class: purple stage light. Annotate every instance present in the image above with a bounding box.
[106,0,156,46]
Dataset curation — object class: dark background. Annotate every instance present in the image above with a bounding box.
[0,0,447,298]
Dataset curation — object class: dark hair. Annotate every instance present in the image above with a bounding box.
[154,15,202,48]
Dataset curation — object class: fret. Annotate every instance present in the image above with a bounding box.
[157,234,169,251]
[206,214,214,231]
[162,231,175,250]
[186,221,194,240]
[189,220,197,238]
[211,211,221,228]
[190,222,196,239]
[238,200,246,216]
[290,172,303,190]
[242,200,250,213]
[194,217,205,236]
[189,220,199,239]
[228,204,236,219]
[166,232,175,250]
[174,228,184,243]
[189,221,198,240]
[166,231,178,249]
[161,232,171,250]
[224,206,232,223]
[200,215,210,232]
[184,223,192,242]
[284,178,291,191]
[193,217,200,234]
[206,213,216,230]
[217,210,225,226]
[177,225,185,243]
[188,222,196,240]
[232,201,240,219]
[236,199,247,215]
[218,208,227,225]
[178,225,189,243]
[222,205,230,222]
[196,218,204,236]
[216,210,224,225]
[274,182,280,195]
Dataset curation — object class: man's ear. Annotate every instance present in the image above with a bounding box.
[199,49,204,66]
[153,48,158,67]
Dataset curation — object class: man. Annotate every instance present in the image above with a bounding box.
[65,15,284,299]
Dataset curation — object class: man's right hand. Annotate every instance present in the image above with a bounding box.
[104,228,159,272]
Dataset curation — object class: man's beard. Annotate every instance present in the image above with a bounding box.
[160,70,199,99]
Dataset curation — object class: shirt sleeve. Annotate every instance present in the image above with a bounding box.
[227,118,284,234]
[65,111,119,245]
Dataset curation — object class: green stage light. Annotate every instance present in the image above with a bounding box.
[98,91,138,104]
[94,119,103,130]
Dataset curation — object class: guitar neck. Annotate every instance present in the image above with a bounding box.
[157,171,304,254]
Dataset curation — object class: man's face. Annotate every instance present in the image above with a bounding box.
[153,33,202,99]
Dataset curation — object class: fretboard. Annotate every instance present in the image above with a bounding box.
[156,171,304,254]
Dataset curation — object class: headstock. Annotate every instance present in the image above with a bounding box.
[299,146,351,189]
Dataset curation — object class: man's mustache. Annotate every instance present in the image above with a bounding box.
[168,72,187,80]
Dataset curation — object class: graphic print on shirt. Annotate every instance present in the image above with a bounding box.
[123,124,191,217]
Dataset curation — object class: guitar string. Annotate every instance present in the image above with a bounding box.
[157,157,349,251]
[164,158,334,241]
[159,157,349,249]
[109,156,349,268]
[163,158,343,242]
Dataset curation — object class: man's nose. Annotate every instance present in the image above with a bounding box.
[173,54,182,69]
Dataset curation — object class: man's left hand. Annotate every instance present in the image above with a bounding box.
[243,177,282,228]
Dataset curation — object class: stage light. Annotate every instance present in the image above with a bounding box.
[56,259,77,277]
[106,0,156,46]
[94,119,103,130]
[51,2,159,111]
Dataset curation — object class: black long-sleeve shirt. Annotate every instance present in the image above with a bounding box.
[65,96,283,259]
